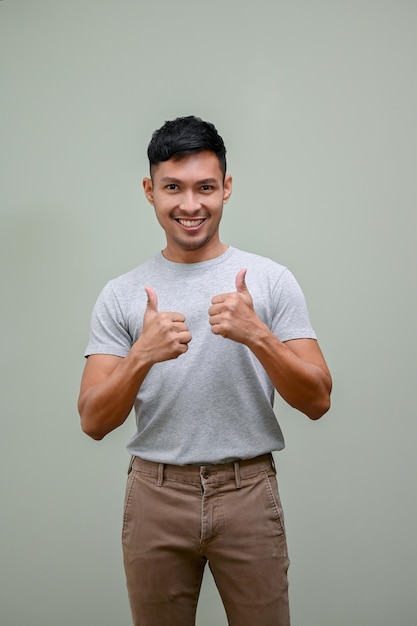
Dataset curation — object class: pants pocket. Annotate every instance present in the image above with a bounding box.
[122,468,137,541]
[263,471,287,537]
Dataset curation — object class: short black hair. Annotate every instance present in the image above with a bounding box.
[147,115,227,177]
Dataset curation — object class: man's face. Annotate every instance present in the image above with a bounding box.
[143,151,232,263]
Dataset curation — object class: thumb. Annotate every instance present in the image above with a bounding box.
[144,286,158,314]
[235,268,249,293]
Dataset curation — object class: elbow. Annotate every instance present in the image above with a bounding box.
[82,423,106,440]
[80,416,106,440]
[306,374,332,420]
[306,393,331,421]
[78,398,107,440]
[306,400,331,420]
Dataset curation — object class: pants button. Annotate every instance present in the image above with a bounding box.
[202,470,210,479]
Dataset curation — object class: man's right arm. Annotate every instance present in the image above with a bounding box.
[78,286,191,440]
[78,351,153,440]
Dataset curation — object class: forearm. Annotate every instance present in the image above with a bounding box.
[78,351,152,440]
[246,324,332,420]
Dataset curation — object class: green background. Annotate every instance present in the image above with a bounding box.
[1,1,416,624]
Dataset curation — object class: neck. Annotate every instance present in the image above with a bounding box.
[162,242,228,264]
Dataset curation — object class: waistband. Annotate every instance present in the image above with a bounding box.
[128,453,275,488]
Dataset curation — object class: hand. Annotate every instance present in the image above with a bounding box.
[208,269,260,344]
[139,287,192,363]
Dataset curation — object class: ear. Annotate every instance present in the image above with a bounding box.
[143,177,154,205]
[223,174,232,204]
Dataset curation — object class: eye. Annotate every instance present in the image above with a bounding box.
[201,184,213,191]
[166,184,178,191]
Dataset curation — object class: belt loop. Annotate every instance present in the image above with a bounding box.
[269,453,276,473]
[127,456,135,475]
[157,463,164,487]
[233,461,241,489]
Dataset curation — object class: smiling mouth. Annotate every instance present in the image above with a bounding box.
[175,218,206,229]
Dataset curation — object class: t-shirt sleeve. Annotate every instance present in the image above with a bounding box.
[84,282,133,358]
[271,268,317,342]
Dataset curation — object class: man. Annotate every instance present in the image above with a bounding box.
[78,115,332,626]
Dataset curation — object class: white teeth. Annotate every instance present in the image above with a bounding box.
[177,219,204,228]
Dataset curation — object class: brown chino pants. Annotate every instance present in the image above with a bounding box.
[122,454,290,626]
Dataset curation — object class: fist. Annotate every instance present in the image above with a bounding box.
[208,269,257,344]
[140,287,192,363]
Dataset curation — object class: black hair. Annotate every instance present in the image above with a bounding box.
[147,115,227,177]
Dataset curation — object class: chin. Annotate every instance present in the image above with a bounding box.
[175,236,212,251]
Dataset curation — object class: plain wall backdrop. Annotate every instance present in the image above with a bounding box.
[1,1,416,624]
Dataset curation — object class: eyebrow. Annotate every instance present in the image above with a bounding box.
[159,177,219,185]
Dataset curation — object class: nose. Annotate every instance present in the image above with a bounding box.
[178,190,202,213]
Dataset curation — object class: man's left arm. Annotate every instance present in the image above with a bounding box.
[208,269,332,420]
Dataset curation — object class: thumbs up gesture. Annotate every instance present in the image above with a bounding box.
[208,269,258,344]
[140,287,192,363]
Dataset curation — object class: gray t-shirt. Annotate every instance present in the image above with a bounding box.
[85,246,316,464]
